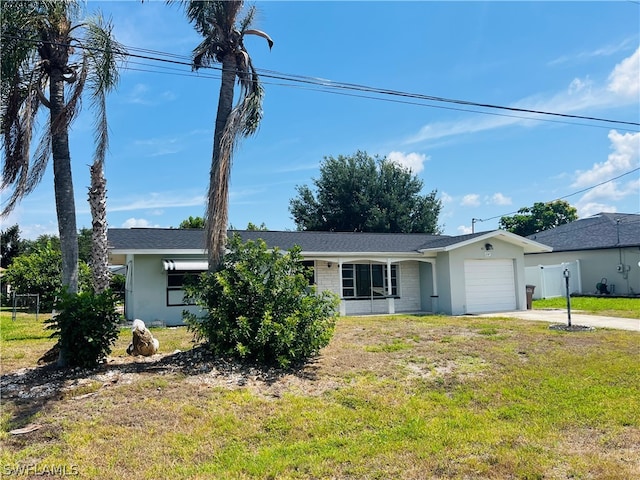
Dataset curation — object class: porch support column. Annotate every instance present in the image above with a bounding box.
[338,259,346,316]
[386,259,395,314]
[430,259,439,313]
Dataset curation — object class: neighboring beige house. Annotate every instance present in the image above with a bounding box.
[108,228,551,326]
[525,213,640,298]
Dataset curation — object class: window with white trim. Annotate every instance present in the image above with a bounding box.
[342,263,398,299]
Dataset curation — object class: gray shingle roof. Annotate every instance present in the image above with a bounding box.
[108,226,552,254]
[108,228,207,250]
[526,213,640,251]
[107,228,445,253]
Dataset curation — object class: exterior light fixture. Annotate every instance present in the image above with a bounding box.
[484,243,493,251]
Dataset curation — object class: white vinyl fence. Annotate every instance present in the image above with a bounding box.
[525,260,582,299]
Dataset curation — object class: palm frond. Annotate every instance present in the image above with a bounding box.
[243,28,274,49]
[83,12,126,168]
[238,4,255,33]
[192,35,221,70]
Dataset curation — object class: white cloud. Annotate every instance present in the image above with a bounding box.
[457,224,473,235]
[568,77,592,95]
[489,193,512,206]
[440,192,454,205]
[133,136,180,157]
[276,162,320,173]
[405,47,640,145]
[573,130,640,217]
[548,39,635,66]
[461,194,481,207]
[573,130,639,188]
[387,151,428,173]
[121,218,161,228]
[575,200,618,219]
[608,46,640,98]
[125,83,152,105]
[110,192,206,212]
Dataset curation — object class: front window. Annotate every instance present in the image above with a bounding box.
[342,263,398,298]
[166,270,203,306]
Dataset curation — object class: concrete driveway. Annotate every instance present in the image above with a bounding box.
[477,309,640,332]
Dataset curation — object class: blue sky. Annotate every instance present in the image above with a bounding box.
[4,1,639,239]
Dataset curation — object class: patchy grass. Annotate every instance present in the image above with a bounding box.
[0,312,197,372]
[1,314,639,479]
[0,312,55,374]
[533,296,640,319]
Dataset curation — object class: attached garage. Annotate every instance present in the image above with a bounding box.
[464,259,516,314]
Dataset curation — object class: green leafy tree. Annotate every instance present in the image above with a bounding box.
[1,1,125,297]
[179,216,205,229]
[78,227,92,264]
[246,222,268,231]
[499,201,578,236]
[290,151,443,233]
[0,224,24,268]
[176,0,273,269]
[3,241,91,311]
[184,234,339,368]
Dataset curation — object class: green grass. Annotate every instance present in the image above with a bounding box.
[533,296,640,319]
[1,308,639,479]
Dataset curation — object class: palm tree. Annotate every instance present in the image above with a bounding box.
[0,1,125,295]
[177,0,273,269]
[85,16,126,294]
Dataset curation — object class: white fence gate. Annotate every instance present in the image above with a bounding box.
[525,260,582,299]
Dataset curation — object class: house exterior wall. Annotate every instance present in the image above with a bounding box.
[445,240,527,315]
[126,254,204,326]
[525,248,640,296]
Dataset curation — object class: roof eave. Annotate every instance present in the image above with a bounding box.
[420,230,553,254]
[109,248,207,255]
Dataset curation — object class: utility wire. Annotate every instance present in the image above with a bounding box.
[476,167,640,223]
[4,33,639,130]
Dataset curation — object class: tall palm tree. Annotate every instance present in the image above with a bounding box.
[85,16,126,294]
[0,1,125,295]
[178,0,273,269]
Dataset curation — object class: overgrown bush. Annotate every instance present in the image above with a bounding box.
[184,234,340,368]
[3,243,92,311]
[46,289,121,368]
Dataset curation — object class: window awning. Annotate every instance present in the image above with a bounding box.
[162,259,208,271]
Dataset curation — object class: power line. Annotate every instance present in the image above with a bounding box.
[4,33,639,131]
[475,167,640,223]
[120,44,640,128]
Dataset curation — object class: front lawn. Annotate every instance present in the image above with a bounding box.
[533,296,640,319]
[1,312,638,479]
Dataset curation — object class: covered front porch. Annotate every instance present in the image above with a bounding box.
[305,255,439,316]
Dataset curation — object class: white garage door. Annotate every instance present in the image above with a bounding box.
[464,259,516,314]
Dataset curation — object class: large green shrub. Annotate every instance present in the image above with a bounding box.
[46,290,121,368]
[184,234,340,368]
[4,242,92,311]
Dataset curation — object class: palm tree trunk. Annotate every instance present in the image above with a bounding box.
[50,70,79,294]
[206,53,237,270]
[89,161,110,294]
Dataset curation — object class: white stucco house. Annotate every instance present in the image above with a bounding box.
[524,212,640,298]
[107,228,552,326]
